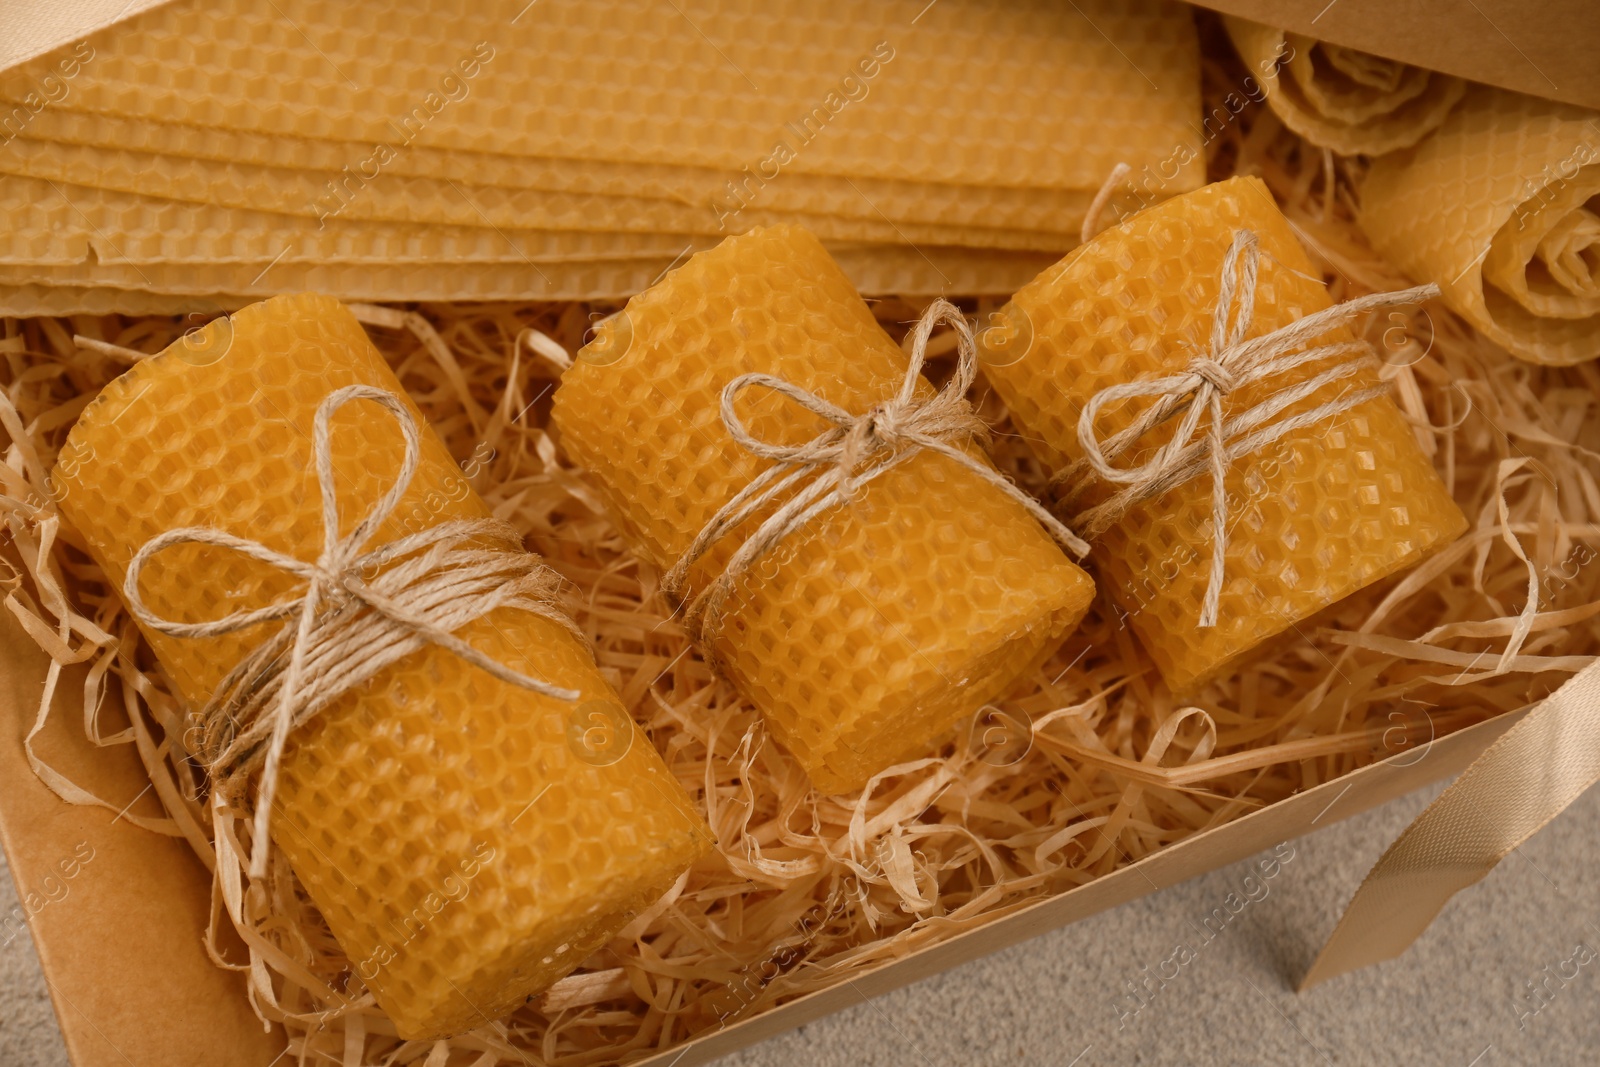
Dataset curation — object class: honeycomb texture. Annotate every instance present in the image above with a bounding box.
[1223,17,1465,156]
[1,243,1061,305]
[3,0,1203,192]
[551,225,1096,794]
[0,0,1199,306]
[0,143,1083,253]
[977,177,1467,693]
[0,173,704,265]
[15,104,1101,233]
[1361,86,1600,366]
[50,293,711,1039]
[0,282,228,317]
[0,173,1075,271]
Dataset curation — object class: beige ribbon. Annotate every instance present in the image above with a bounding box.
[1303,657,1600,989]
[0,0,173,71]
[661,298,1090,645]
[1053,229,1439,627]
[124,384,580,877]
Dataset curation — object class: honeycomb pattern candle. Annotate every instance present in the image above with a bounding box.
[977,177,1467,693]
[50,293,711,1040]
[551,225,1097,795]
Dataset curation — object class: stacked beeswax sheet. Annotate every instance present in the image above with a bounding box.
[0,246,1063,306]
[1223,16,1466,157]
[0,167,1077,255]
[0,0,1203,310]
[1360,86,1600,366]
[8,107,1105,231]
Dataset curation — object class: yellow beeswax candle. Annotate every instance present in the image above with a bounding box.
[977,177,1467,693]
[550,225,1096,795]
[50,293,711,1039]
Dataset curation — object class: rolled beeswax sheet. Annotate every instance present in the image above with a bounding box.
[2,243,1062,303]
[551,226,1096,795]
[977,177,1467,693]
[11,108,1102,235]
[50,293,711,1039]
[1223,16,1466,156]
[1361,86,1600,366]
[0,149,1077,253]
[3,0,1203,193]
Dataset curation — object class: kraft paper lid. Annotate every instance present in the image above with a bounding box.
[1192,0,1600,111]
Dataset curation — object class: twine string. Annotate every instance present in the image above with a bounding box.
[1052,230,1440,628]
[123,384,581,878]
[1080,161,1133,245]
[660,299,1090,645]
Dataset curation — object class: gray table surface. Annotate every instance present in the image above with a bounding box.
[4,778,1597,1066]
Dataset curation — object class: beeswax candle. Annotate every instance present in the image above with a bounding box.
[978,177,1467,692]
[1361,86,1600,366]
[1223,17,1465,156]
[50,293,711,1039]
[551,225,1096,794]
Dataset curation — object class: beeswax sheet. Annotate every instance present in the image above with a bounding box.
[1361,86,1600,366]
[1,241,1060,305]
[0,0,1203,193]
[0,282,233,316]
[0,143,1080,252]
[0,173,707,264]
[7,107,1100,234]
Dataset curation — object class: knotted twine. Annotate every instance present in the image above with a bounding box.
[1050,229,1440,627]
[123,384,581,878]
[660,299,1090,647]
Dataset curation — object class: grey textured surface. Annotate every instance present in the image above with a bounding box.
[0,858,68,1067]
[3,779,1597,1067]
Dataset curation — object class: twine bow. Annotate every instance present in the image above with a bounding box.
[1052,230,1440,628]
[661,299,1089,643]
[124,384,580,877]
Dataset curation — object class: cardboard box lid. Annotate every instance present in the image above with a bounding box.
[0,610,283,1066]
[628,704,1525,1065]
[1191,0,1600,111]
[0,581,1524,1065]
